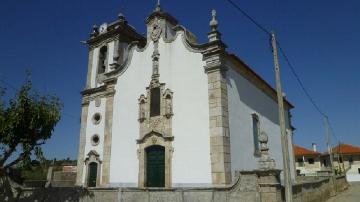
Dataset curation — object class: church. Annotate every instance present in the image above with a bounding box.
[75,3,296,188]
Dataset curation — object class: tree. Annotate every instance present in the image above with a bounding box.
[0,74,62,180]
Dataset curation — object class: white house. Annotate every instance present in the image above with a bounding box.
[75,4,296,188]
[294,144,322,176]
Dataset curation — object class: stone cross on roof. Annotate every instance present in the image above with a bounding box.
[210,9,218,31]
[155,0,161,12]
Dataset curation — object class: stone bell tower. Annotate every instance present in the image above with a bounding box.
[76,12,146,186]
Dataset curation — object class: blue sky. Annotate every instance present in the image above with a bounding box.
[0,0,359,159]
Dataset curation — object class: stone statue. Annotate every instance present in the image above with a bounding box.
[165,96,172,118]
[138,97,146,122]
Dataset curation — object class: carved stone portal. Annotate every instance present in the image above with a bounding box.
[137,131,174,188]
[84,150,102,187]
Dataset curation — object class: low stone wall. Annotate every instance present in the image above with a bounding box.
[334,175,348,192]
[291,175,348,202]
[2,171,348,202]
[51,171,76,187]
[292,177,331,202]
[16,170,280,202]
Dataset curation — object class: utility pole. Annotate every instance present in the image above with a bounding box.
[270,32,293,202]
[325,117,335,176]
[324,116,337,196]
[339,141,345,173]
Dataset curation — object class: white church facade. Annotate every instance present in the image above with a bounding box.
[76,4,296,188]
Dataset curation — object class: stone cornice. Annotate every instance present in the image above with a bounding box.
[87,20,145,49]
[81,78,117,105]
[202,40,228,74]
[136,131,174,144]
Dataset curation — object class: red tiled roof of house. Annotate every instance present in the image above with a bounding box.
[293,145,321,156]
[332,143,360,154]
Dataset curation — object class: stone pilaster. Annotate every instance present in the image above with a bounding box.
[75,101,89,186]
[206,69,231,185]
[101,79,116,185]
[203,9,231,186]
[85,49,94,89]
[255,170,282,202]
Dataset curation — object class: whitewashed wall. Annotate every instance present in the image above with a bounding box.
[226,63,295,181]
[82,98,107,184]
[108,33,212,186]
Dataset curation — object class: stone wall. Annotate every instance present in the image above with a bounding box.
[15,170,264,202]
[5,171,348,202]
[51,171,76,187]
[292,175,348,202]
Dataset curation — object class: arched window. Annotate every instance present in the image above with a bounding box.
[252,114,260,156]
[98,46,108,74]
[150,87,160,117]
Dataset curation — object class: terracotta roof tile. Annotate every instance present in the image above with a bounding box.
[332,143,360,154]
[293,145,321,156]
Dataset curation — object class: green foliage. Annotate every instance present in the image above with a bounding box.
[0,73,62,177]
[21,165,47,181]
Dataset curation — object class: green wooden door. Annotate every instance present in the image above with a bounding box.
[146,145,165,187]
[88,162,97,187]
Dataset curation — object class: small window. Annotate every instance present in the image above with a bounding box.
[358,168,360,174]
[252,114,260,155]
[322,159,328,167]
[150,87,160,117]
[349,157,353,164]
[92,113,101,125]
[339,157,343,163]
[308,158,315,164]
[91,134,100,146]
[297,158,304,167]
[98,46,107,74]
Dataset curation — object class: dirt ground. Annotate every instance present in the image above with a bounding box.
[327,182,360,202]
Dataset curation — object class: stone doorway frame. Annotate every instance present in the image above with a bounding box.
[84,150,102,187]
[137,131,173,188]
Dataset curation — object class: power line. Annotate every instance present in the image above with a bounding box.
[225,0,271,35]
[62,111,79,121]
[0,78,19,91]
[276,44,327,118]
[225,0,341,141]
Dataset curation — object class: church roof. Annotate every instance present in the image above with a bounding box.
[293,145,321,156]
[228,54,294,109]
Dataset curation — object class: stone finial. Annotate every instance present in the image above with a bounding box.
[92,24,98,31]
[208,9,222,42]
[258,131,276,170]
[155,0,161,12]
[210,9,218,31]
[90,24,99,38]
[118,12,125,20]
